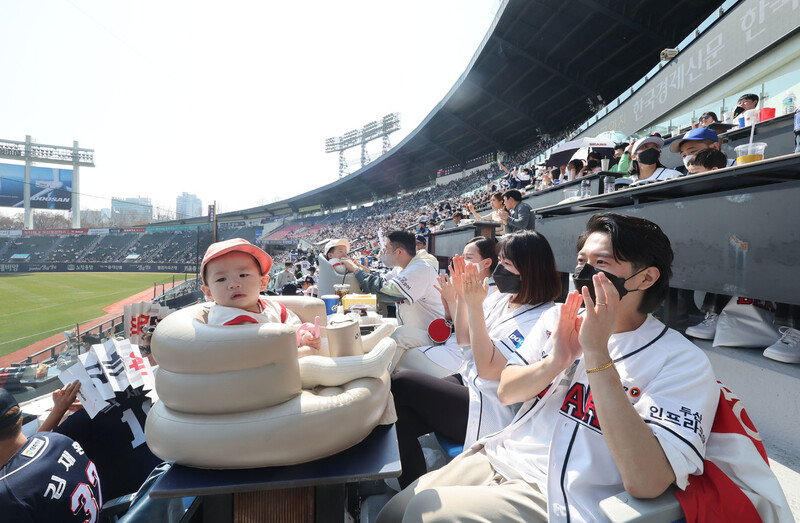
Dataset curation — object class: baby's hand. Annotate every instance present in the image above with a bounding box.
[296,316,321,349]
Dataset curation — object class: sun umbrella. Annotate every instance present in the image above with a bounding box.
[545,137,617,167]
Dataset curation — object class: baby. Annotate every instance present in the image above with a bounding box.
[200,238,321,357]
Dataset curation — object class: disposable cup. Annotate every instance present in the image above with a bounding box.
[321,295,339,315]
[562,188,579,200]
[734,142,767,165]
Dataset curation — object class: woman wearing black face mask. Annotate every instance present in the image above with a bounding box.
[629,136,682,187]
[390,231,562,489]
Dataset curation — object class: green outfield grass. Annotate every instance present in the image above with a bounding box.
[0,273,187,359]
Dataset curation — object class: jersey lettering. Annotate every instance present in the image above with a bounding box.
[560,383,602,432]
[70,484,99,523]
[120,408,146,448]
[44,475,67,500]
[58,450,76,471]
[71,441,85,455]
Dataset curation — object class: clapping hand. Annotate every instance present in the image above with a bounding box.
[551,291,584,370]
[434,272,457,304]
[578,272,619,358]
[462,262,488,308]
[449,255,468,299]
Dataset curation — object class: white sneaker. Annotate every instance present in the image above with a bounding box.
[763,327,800,364]
[685,312,719,340]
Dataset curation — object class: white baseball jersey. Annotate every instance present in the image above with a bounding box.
[382,251,445,331]
[630,167,682,186]
[417,279,497,372]
[206,298,300,326]
[480,310,718,523]
[461,294,555,448]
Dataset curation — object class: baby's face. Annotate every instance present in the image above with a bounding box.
[328,245,347,259]
[202,251,267,312]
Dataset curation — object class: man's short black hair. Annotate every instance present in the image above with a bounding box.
[577,213,673,314]
[284,261,293,267]
[503,189,522,202]
[738,93,759,104]
[587,151,602,162]
[614,142,629,151]
[690,148,728,170]
[453,211,464,219]
[387,230,416,256]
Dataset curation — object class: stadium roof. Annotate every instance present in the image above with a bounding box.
[210,0,725,221]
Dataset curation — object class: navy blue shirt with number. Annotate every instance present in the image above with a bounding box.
[55,387,162,500]
[0,432,103,522]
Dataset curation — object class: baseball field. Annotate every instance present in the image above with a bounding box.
[0,272,186,359]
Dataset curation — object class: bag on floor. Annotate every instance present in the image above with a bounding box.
[712,296,781,348]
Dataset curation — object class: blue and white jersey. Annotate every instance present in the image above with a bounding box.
[0,432,103,523]
[461,292,555,448]
[56,387,162,500]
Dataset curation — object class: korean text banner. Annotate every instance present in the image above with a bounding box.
[0,163,73,209]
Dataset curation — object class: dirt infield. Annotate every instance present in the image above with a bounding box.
[0,282,177,368]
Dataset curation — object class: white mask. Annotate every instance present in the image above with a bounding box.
[682,155,695,169]
[466,260,483,271]
[380,251,395,268]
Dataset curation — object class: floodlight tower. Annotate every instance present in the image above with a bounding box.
[325,113,401,178]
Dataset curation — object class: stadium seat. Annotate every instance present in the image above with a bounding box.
[317,253,362,300]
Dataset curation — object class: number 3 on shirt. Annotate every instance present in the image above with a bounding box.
[71,462,102,522]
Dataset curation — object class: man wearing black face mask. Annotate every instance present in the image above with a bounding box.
[629,135,681,187]
[380,214,721,523]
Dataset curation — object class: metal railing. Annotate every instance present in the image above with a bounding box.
[15,314,125,366]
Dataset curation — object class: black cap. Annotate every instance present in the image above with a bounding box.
[0,388,21,430]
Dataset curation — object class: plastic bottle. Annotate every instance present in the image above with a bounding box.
[794,106,800,154]
[603,176,615,194]
[580,179,591,198]
[783,91,796,115]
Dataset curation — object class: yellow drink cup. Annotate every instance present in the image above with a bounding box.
[734,143,767,165]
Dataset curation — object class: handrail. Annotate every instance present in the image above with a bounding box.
[17,314,125,366]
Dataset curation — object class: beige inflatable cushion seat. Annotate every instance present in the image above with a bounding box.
[146,373,391,469]
[151,303,303,414]
[299,336,395,389]
[271,295,327,325]
[361,322,395,353]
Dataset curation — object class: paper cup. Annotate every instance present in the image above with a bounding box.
[321,295,339,315]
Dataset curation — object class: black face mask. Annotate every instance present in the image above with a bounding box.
[572,263,646,303]
[493,264,521,295]
[636,148,660,165]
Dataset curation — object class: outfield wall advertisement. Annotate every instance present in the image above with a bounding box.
[0,163,73,210]
[0,262,198,273]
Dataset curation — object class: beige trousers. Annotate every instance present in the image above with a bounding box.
[376,446,548,522]
[390,326,435,371]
